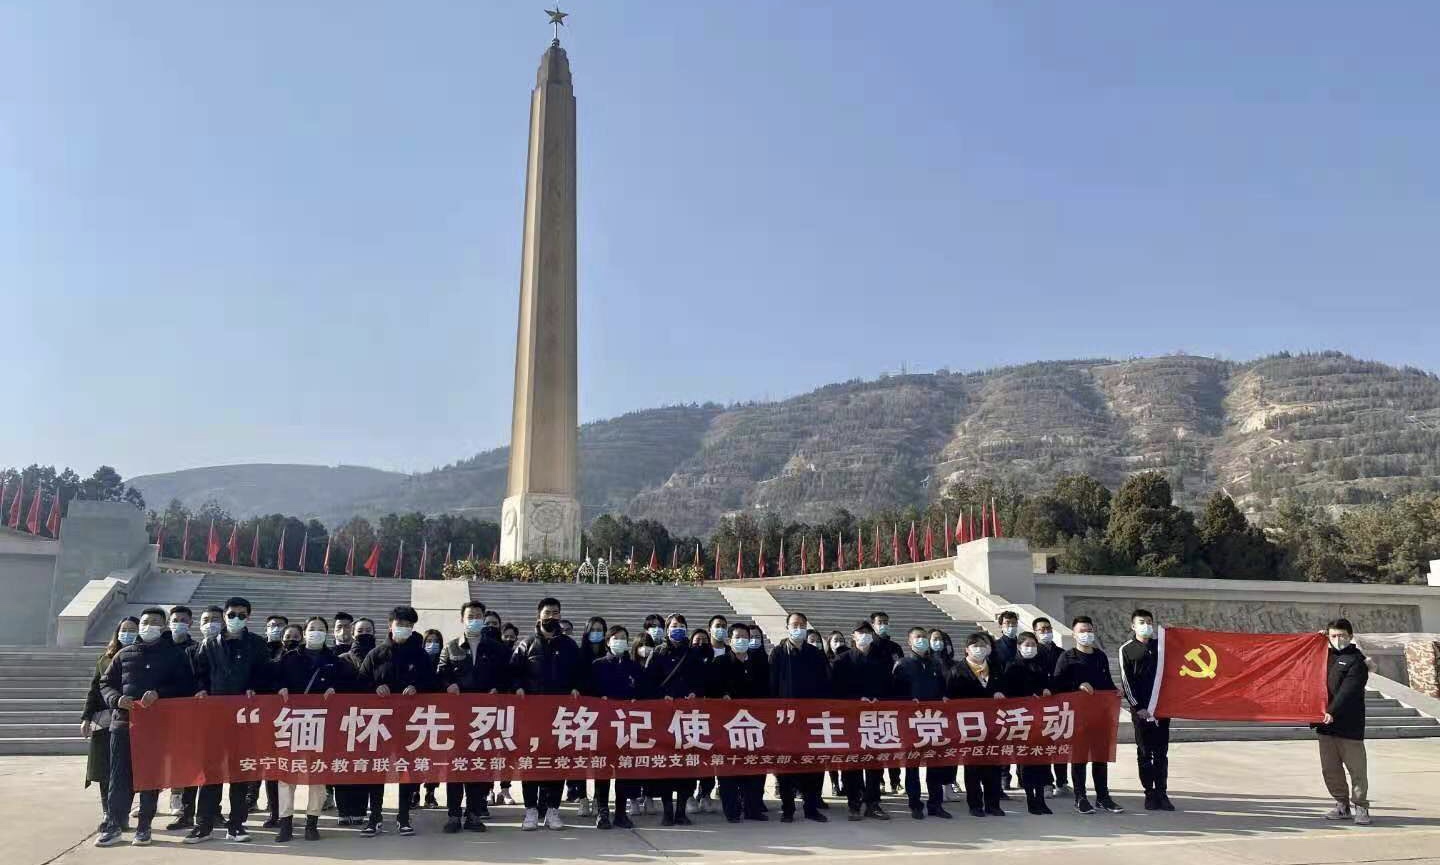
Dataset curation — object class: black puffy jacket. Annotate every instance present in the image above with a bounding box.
[510,628,584,695]
[1316,644,1369,740]
[439,635,511,693]
[99,636,196,726]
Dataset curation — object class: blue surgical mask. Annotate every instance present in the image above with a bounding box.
[732,638,750,653]
[465,619,484,635]
[710,626,728,642]
[669,627,687,642]
[647,626,663,640]
[1037,631,1054,645]
[1134,623,1155,639]
[929,638,946,653]
[588,630,605,644]
[1076,632,1097,647]
[425,642,441,656]
[225,615,246,634]
[1001,625,1018,639]
[609,638,629,655]
[118,630,137,646]
[875,624,890,636]
[169,622,190,640]
[789,628,808,644]
[266,626,284,642]
[911,637,928,653]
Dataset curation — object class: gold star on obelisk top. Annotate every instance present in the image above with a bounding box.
[546,6,568,44]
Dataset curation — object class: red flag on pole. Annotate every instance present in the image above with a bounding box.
[979,501,988,538]
[443,542,452,573]
[923,522,934,561]
[364,540,381,577]
[778,537,786,577]
[0,481,8,527]
[155,524,165,555]
[856,529,864,570]
[818,536,826,572]
[25,486,42,534]
[227,523,239,563]
[873,523,881,566]
[713,547,720,582]
[891,524,899,564]
[800,536,808,575]
[671,546,678,569]
[46,493,62,537]
[735,540,743,579]
[943,514,951,556]
[324,534,335,574]
[693,543,701,568]
[346,538,357,576]
[276,526,287,571]
[757,538,767,579]
[907,521,918,563]
[298,530,310,573]
[205,519,219,564]
[493,545,500,563]
[181,517,191,561]
[992,497,1003,538]
[392,539,405,579]
[6,479,22,529]
[835,535,845,571]
[1152,627,1329,723]
[251,524,261,567]
[649,548,660,570]
[417,540,429,579]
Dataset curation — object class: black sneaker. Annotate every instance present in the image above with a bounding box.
[864,805,890,821]
[613,811,635,829]
[398,821,415,836]
[985,804,1005,817]
[1157,794,1176,812]
[803,809,828,823]
[998,790,1011,801]
[848,807,863,822]
[1097,797,1125,814]
[779,812,795,823]
[1074,797,1095,815]
[304,817,321,841]
[675,812,693,826]
[595,810,612,830]
[464,815,487,832]
[274,818,293,843]
[476,803,491,818]
[182,827,212,845]
[443,819,462,834]
[927,804,953,819]
[969,806,986,818]
[165,816,194,831]
[261,816,279,829]
[359,823,378,838]
[1144,791,1159,810]
[910,805,925,820]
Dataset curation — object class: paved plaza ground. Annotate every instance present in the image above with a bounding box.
[4,740,1439,865]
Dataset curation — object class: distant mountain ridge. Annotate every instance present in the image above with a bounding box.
[130,352,1440,536]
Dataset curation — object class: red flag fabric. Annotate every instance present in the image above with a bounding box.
[992,497,1003,538]
[735,541,743,579]
[155,525,165,555]
[364,541,381,577]
[181,517,191,561]
[873,524,881,566]
[130,691,1119,790]
[0,481,8,526]
[324,534,335,574]
[757,539,767,579]
[346,539,357,576]
[835,535,845,571]
[298,530,310,573]
[671,546,678,569]
[1151,627,1329,723]
[25,486,42,534]
[226,524,239,564]
[467,543,476,564]
[492,546,499,563]
[923,522,934,561]
[444,542,453,572]
[45,493,62,537]
[649,548,659,570]
[943,514,951,556]
[693,544,701,568]
[6,479,22,529]
[891,524,899,564]
[979,502,989,538]
[907,521,918,563]
[818,536,826,573]
[417,540,428,579]
[393,539,405,579]
[205,519,219,564]
[800,537,808,575]
[856,529,864,570]
[778,537,786,577]
[276,527,287,571]
[713,548,720,582]
[251,525,260,567]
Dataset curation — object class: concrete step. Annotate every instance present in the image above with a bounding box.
[1171,715,1438,729]
[0,737,89,756]
[2,688,90,698]
[0,723,80,737]
[0,677,94,688]
[1161,725,1440,743]
[0,711,80,723]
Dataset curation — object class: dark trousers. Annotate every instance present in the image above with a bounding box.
[698,776,716,798]
[360,785,384,823]
[446,782,492,819]
[105,725,159,832]
[843,769,882,809]
[888,766,902,790]
[1052,762,1069,786]
[566,779,586,801]
[197,782,249,832]
[174,786,198,819]
[1071,761,1110,800]
[1020,764,1050,790]
[718,775,766,819]
[906,766,950,809]
[1134,715,1171,793]
[522,780,564,815]
[828,770,844,795]
[594,779,635,813]
[397,783,419,821]
[964,765,1002,811]
[335,785,366,819]
[778,772,823,815]
[264,779,279,816]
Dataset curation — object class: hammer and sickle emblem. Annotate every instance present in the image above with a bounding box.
[1178,644,1218,679]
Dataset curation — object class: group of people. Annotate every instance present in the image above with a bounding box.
[83,594,1375,849]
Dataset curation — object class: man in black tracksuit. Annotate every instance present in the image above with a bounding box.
[94,607,197,847]
[868,611,906,794]
[1032,616,1069,793]
[708,622,770,822]
[1052,616,1123,815]
[510,597,584,831]
[190,596,272,844]
[894,626,952,819]
[438,600,509,833]
[358,604,438,836]
[831,622,895,821]
[1315,618,1371,824]
[1120,609,1174,811]
[769,612,831,823]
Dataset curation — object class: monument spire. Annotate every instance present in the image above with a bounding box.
[500,15,581,564]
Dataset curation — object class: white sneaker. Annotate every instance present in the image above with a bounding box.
[545,809,565,830]
[521,808,540,831]
[501,789,516,806]
[169,791,184,815]
[1353,806,1372,825]
[1325,802,1352,821]
[225,829,252,843]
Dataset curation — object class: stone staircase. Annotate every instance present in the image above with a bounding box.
[466,582,762,642]
[184,572,415,631]
[769,589,985,642]
[0,646,100,755]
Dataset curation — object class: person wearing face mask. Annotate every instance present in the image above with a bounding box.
[705,623,769,822]
[265,615,289,659]
[329,617,377,828]
[1120,609,1173,812]
[94,608,197,848]
[587,625,643,830]
[268,616,355,842]
[1053,616,1122,815]
[332,612,354,653]
[84,617,140,832]
[642,614,666,647]
[769,612,831,823]
[992,612,1022,793]
[162,606,203,829]
[511,597,584,831]
[825,631,849,663]
[948,632,1008,817]
[252,623,305,831]
[643,614,705,826]
[566,615,610,817]
[355,605,438,837]
[1314,618,1371,825]
[831,622,894,821]
[805,629,825,653]
[480,611,518,808]
[928,628,966,803]
[439,601,508,833]
[416,629,446,811]
[627,631,661,818]
[894,626,951,819]
[189,596,271,844]
[866,612,904,794]
[1002,631,1054,815]
[1030,617,1068,796]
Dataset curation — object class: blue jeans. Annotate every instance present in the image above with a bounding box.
[105,725,159,832]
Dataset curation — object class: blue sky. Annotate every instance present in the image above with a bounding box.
[3,1,1438,478]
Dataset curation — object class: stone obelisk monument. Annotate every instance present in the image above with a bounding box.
[500,7,580,563]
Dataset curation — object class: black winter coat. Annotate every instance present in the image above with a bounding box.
[439,635,511,693]
[99,637,196,726]
[1052,647,1116,694]
[894,651,947,700]
[831,647,898,700]
[645,641,706,699]
[273,647,359,694]
[510,628,584,695]
[359,636,440,692]
[1317,644,1369,740]
[768,641,831,699]
[947,660,1006,699]
[196,630,273,695]
[707,650,770,699]
[588,653,645,699]
[1002,656,1052,698]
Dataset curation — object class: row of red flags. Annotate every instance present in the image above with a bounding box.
[157,517,498,580]
[0,479,63,538]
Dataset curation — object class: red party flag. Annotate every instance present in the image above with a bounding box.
[835,535,845,571]
[818,536,826,573]
[979,501,988,538]
[907,521,918,563]
[873,524,881,566]
[943,514,951,556]
[251,524,261,567]
[155,524,165,555]
[693,543,701,568]
[392,538,405,579]
[735,540,743,579]
[713,548,720,582]
[757,538,767,579]
[649,548,660,570]
[856,529,864,570]
[227,523,239,563]
[324,534,335,573]
[298,530,310,572]
[0,481,8,526]
[891,524,899,564]
[181,517,191,561]
[444,542,453,572]
[364,541,381,577]
[276,526,287,571]
[6,479,22,529]
[346,538,357,576]
[778,537,786,577]
[800,536,808,575]
[205,519,219,564]
[417,540,429,579]
[671,546,678,569]
[25,486,42,534]
[1151,627,1329,723]
[45,493,62,537]
[992,497,1003,538]
[923,522,934,561]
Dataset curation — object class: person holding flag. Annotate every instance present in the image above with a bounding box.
[1120,609,1174,811]
[1316,618,1371,825]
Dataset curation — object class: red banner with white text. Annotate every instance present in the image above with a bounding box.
[131,693,1119,791]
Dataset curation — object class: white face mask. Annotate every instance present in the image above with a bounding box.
[967,645,991,663]
[392,625,414,642]
[169,622,190,640]
[266,626,284,641]
[1019,644,1038,660]
[1076,631,1097,647]
[138,624,164,643]
[732,638,750,654]
[1001,625,1018,639]
[637,645,653,660]
[305,631,327,649]
[647,626,663,640]
[855,633,874,649]
[609,638,629,656]
[203,621,222,638]
[1036,631,1054,645]
[1134,623,1155,639]
[1329,635,1351,651]
[789,628,808,644]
